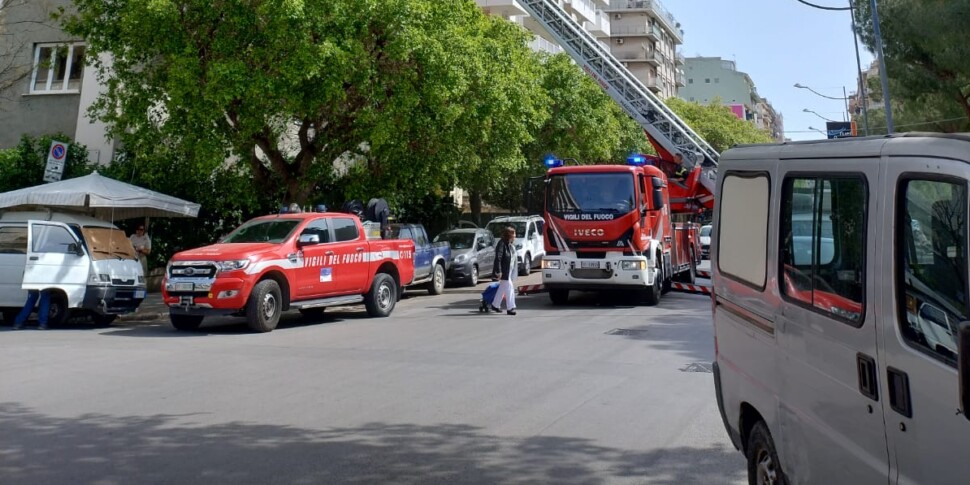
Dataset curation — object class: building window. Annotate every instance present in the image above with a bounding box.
[705,78,710,84]
[688,78,693,84]
[714,78,720,83]
[30,43,85,94]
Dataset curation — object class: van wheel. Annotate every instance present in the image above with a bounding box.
[91,313,118,327]
[747,421,788,485]
[46,293,70,327]
[519,254,531,276]
[427,263,445,295]
[246,280,282,333]
[366,273,397,317]
[171,313,204,331]
[549,289,569,305]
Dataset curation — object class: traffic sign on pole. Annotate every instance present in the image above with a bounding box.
[43,141,69,183]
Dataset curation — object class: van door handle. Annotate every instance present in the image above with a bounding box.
[888,367,912,419]
[28,256,38,261]
[857,353,878,401]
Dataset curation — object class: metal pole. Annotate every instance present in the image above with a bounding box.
[848,0,870,135]
[842,86,849,121]
[869,0,894,133]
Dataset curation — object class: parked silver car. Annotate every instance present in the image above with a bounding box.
[434,228,496,286]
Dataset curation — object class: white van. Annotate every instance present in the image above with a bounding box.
[0,211,146,326]
[485,215,545,275]
[712,133,970,484]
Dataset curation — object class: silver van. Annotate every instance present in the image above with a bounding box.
[0,211,146,326]
[485,215,545,275]
[712,133,970,484]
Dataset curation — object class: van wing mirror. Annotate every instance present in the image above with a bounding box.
[67,242,83,256]
[298,234,321,247]
[959,321,970,420]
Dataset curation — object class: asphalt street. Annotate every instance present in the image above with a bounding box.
[0,266,745,484]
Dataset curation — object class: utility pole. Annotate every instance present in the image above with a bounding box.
[848,0,870,135]
[869,0,894,133]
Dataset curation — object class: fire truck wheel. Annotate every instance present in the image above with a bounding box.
[246,279,282,333]
[677,250,697,284]
[427,263,446,295]
[660,258,672,295]
[518,254,531,276]
[366,273,397,317]
[170,313,204,331]
[549,289,569,305]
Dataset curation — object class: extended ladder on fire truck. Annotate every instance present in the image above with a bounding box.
[518,0,719,201]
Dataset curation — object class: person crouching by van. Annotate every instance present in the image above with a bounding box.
[490,226,517,316]
[130,225,151,274]
[12,289,51,330]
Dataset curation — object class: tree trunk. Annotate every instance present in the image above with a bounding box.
[470,190,483,227]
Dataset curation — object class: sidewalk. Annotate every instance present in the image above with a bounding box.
[118,293,169,323]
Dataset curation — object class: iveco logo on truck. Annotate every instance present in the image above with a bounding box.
[573,228,605,237]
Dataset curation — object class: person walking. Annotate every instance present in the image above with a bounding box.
[12,289,51,330]
[130,224,151,274]
[490,226,517,316]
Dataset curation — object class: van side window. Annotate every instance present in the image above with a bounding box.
[718,174,769,288]
[332,218,359,242]
[32,224,78,254]
[0,227,28,254]
[897,179,967,363]
[780,176,866,324]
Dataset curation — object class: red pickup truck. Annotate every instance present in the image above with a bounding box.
[162,211,415,332]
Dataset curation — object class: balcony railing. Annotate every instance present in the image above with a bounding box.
[528,36,564,54]
[607,0,684,42]
[674,52,685,65]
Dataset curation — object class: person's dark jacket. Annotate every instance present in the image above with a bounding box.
[493,240,515,281]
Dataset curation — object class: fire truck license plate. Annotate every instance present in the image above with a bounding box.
[173,282,194,291]
[580,261,600,269]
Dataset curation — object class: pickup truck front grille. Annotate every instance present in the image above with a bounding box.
[169,263,217,278]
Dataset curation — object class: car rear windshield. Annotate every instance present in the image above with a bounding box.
[487,222,526,238]
[223,220,300,243]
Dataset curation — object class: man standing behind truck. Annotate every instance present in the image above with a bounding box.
[130,224,151,274]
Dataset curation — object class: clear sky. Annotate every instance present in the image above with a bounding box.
[664,0,874,141]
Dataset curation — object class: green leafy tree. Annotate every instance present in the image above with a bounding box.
[0,134,95,192]
[666,98,774,152]
[854,1,970,132]
[61,0,514,205]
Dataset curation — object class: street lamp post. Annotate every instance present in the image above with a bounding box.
[803,108,837,123]
[808,126,827,136]
[795,83,850,121]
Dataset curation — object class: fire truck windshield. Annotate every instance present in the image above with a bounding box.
[222,219,301,244]
[547,173,635,216]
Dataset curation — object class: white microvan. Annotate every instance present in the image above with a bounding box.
[485,215,545,275]
[0,211,146,326]
[713,133,970,485]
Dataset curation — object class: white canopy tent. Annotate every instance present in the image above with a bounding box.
[0,171,200,220]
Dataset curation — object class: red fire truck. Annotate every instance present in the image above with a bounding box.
[540,155,701,305]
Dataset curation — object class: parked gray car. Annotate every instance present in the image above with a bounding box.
[434,228,496,286]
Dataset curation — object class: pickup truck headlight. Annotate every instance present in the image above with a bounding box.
[542,260,561,269]
[621,261,646,270]
[215,260,250,272]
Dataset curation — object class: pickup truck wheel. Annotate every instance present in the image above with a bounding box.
[170,313,204,331]
[467,265,479,287]
[549,289,569,305]
[246,280,282,333]
[747,421,788,485]
[46,293,70,327]
[426,263,445,295]
[518,253,531,276]
[366,273,397,317]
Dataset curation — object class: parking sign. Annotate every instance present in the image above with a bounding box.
[43,141,69,182]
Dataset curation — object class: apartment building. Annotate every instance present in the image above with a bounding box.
[679,56,785,141]
[600,0,683,100]
[0,0,113,162]
[475,0,611,55]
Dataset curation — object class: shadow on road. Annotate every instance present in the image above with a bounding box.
[0,402,744,484]
[101,310,372,338]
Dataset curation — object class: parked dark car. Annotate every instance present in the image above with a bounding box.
[388,223,451,295]
[434,228,496,286]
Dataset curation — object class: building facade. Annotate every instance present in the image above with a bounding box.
[678,56,784,141]
[600,0,683,100]
[475,0,612,56]
[0,0,114,162]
